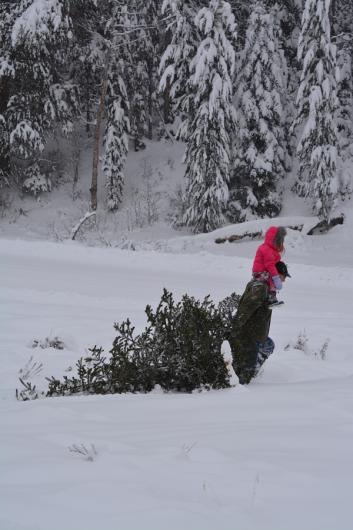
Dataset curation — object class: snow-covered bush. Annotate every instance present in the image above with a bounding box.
[46,289,240,397]
[22,164,51,196]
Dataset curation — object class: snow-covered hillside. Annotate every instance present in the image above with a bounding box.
[1,214,353,530]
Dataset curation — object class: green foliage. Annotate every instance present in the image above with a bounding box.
[46,289,240,397]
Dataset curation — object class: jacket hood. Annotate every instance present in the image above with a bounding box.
[264,226,279,248]
[264,226,287,250]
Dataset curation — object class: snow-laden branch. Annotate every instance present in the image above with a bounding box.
[71,211,96,240]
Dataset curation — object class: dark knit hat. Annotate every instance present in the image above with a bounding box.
[276,261,291,278]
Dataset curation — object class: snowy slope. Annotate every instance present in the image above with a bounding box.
[1,216,353,530]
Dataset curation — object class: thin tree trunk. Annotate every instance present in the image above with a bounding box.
[86,69,91,135]
[90,53,110,211]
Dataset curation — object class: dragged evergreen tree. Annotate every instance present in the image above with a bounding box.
[45,289,239,397]
[183,0,237,233]
[0,0,79,194]
[292,0,340,221]
[229,3,286,222]
[159,0,201,141]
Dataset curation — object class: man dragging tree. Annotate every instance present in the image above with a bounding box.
[229,261,291,384]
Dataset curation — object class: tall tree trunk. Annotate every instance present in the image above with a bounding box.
[0,77,10,177]
[90,53,110,211]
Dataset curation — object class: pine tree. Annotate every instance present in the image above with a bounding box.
[182,0,237,233]
[0,2,14,187]
[128,0,162,141]
[0,0,79,193]
[159,0,201,141]
[227,0,251,49]
[69,0,105,136]
[121,0,149,151]
[331,0,353,197]
[103,7,130,210]
[111,0,162,149]
[229,3,286,222]
[293,0,340,221]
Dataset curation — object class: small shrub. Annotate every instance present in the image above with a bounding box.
[31,336,65,350]
[314,338,329,360]
[285,330,309,353]
[22,163,51,196]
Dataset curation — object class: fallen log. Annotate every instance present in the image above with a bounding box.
[306,215,344,235]
[215,224,304,244]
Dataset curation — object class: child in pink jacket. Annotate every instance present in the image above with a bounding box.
[252,226,287,305]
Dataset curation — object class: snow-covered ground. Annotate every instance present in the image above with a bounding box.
[1,212,353,530]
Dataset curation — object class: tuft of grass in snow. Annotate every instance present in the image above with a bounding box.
[285,331,329,360]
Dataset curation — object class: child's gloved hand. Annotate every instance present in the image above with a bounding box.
[272,275,282,290]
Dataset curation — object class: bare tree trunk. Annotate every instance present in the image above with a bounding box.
[0,77,10,178]
[86,68,91,136]
[161,74,173,125]
[90,56,109,211]
[72,128,81,201]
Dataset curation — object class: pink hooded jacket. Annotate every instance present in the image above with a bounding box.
[252,226,285,290]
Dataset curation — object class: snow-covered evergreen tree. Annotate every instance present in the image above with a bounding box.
[0,0,79,193]
[183,0,237,233]
[120,0,149,151]
[292,0,340,221]
[103,9,130,210]
[159,0,201,141]
[229,3,286,222]
[332,0,353,197]
[69,0,106,136]
[0,2,14,187]
[131,0,162,141]
[109,0,162,149]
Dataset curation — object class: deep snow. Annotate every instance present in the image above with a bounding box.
[1,210,353,529]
